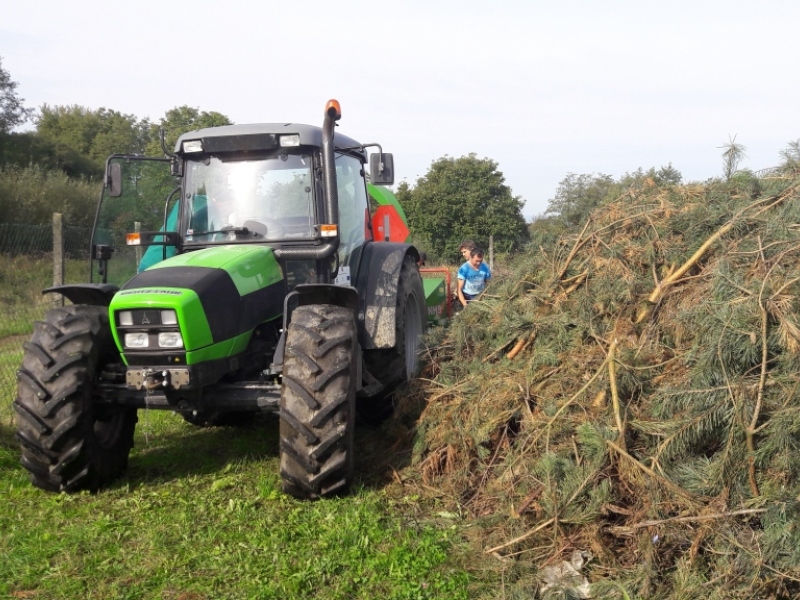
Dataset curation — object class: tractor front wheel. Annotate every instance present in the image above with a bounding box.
[279,304,357,499]
[15,305,137,492]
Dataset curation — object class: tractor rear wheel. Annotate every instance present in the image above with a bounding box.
[279,304,356,499]
[15,305,137,492]
[363,254,426,404]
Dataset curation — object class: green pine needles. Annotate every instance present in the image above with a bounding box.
[408,170,800,598]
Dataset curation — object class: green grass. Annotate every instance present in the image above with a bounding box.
[0,411,481,600]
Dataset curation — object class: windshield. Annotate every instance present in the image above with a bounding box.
[183,153,316,244]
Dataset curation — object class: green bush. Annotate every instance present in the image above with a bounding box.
[0,164,98,227]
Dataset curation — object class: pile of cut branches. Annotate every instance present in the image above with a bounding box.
[401,171,800,598]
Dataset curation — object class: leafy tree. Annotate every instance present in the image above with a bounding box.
[34,104,149,178]
[0,56,34,166]
[0,56,32,134]
[619,164,683,188]
[545,172,617,226]
[401,154,529,260]
[144,106,231,157]
[545,165,683,228]
[651,163,683,186]
[135,107,231,226]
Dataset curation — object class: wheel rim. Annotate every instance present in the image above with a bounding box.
[404,292,423,376]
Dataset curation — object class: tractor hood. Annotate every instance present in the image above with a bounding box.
[109,246,285,365]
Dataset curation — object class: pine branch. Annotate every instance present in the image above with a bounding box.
[636,186,799,323]
[608,337,626,449]
[501,350,611,478]
[611,508,767,532]
[485,517,556,555]
[557,218,592,280]
[607,439,696,502]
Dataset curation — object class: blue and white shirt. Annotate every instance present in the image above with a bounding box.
[458,262,491,296]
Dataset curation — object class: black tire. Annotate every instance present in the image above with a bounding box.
[279,304,357,499]
[364,254,427,390]
[14,305,137,492]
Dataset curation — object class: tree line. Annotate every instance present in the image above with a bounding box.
[0,57,231,228]
[0,57,536,259]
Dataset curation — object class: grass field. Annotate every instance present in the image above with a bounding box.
[0,409,499,599]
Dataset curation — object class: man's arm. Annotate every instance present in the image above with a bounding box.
[457,277,468,306]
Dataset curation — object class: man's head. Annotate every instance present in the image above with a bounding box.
[208,191,238,229]
[468,247,484,269]
[459,239,477,260]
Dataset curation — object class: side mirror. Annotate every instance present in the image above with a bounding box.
[107,163,122,197]
[369,153,394,185]
[170,156,184,178]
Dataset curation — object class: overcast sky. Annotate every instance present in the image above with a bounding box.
[2,0,798,219]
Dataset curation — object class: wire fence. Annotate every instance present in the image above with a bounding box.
[0,220,93,421]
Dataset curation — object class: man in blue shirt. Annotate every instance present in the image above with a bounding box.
[457,247,491,306]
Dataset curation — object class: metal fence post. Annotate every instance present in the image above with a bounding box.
[53,212,64,307]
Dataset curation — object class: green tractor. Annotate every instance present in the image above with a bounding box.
[14,100,427,499]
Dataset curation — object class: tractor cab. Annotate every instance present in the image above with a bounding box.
[95,119,388,293]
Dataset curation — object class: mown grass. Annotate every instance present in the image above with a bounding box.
[0,410,489,600]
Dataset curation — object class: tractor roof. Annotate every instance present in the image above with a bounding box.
[174,123,366,159]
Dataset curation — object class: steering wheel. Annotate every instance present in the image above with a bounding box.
[242,218,287,239]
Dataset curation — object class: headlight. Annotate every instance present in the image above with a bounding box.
[119,311,133,326]
[279,134,300,147]
[182,140,203,153]
[161,310,178,325]
[124,332,149,348]
[158,332,184,348]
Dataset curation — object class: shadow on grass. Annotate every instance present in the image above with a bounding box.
[352,383,427,493]
[1,386,426,495]
[122,412,282,488]
[124,385,427,493]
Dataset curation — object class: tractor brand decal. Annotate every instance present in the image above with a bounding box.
[118,289,184,296]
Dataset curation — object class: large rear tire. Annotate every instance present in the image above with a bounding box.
[362,254,426,407]
[279,304,357,499]
[14,305,137,492]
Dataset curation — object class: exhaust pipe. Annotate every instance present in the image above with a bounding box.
[321,99,341,227]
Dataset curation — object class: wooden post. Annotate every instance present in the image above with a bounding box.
[53,212,65,307]
[489,234,494,270]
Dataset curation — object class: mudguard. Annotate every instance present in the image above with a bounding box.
[355,241,420,349]
[42,283,120,306]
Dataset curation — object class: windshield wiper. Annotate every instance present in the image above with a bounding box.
[191,226,253,239]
